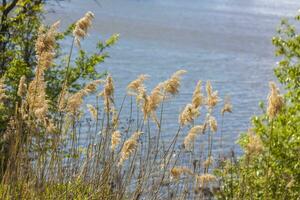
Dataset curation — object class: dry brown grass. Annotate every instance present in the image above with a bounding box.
[0,12,234,200]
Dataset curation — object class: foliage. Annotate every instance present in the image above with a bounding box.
[0,0,42,131]
[0,0,119,184]
[0,0,118,130]
[215,12,300,200]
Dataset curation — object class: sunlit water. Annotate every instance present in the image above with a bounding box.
[46,0,300,154]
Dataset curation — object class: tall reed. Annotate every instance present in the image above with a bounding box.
[0,13,234,200]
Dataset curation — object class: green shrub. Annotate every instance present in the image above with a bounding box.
[215,12,300,200]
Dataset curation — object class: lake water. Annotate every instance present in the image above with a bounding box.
[46,0,300,154]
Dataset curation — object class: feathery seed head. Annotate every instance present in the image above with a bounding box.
[103,76,114,97]
[179,103,200,126]
[221,95,232,115]
[100,76,115,112]
[118,131,143,166]
[85,79,103,93]
[170,166,193,180]
[196,174,216,187]
[127,74,149,95]
[192,81,204,109]
[58,87,68,111]
[87,104,97,120]
[148,83,164,113]
[34,104,49,119]
[135,86,151,119]
[111,107,119,128]
[35,21,59,70]
[246,129,263,156]
[184,125,205,150]
[27,21,59,120]
[73,11,95,46]
[206,81,219,108]
[66,80,102,114]
[17,76,27,98]
[163,70,186,96]
[46,119,56,133]
[35,21,59,58]
[208,115,217,133]
[111,130,121,151]
[267,82,284,119]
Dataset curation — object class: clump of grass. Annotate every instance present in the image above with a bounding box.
[0,12,234,199]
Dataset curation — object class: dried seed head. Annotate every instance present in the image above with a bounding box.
[35,21,59,70]
[170,166,193,180]
[87,104,97,120]
[148,83,164,114]
[208,115,217,133]
[136,86,151,119]
[205,81,219,108]
[27,78,48,120]
[163,70,186,96]
[127,74,149,95]
[184,125,205,150]
[73,11,95,46]
[179,104,200,126]
[58,87,68,111]
[118,131,143,166]
[267,82,284,119]
[17,76,27,97]
[100,76,115,112]
[34,104,49,119]
[85,79,103,93]
[46,119,56,133]
[192,81,204,109]
[195,174,216,187]
[111,130,121,151]
[103,76,114,97]
[66,91,85,114]
[27,21,59,121]
[66,80,102,114]
[136,85,148,106]
[111,107,119,129]
[246,129,263,156]
[221,95,232,115]
[135,83,165,126]
[35,21,59,55]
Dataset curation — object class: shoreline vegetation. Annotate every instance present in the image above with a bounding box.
[0,1,299,199]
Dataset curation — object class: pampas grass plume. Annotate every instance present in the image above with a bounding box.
[163,70,186,96]
[118,131,142,166]
[267,82,284,119]
[192,80,204,109]
[184,125,205,150]
[73,11,94,46]
[111,130,121,151]
[87,104,97,120]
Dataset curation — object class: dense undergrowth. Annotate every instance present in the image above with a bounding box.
[0,1,300,199]
[215,14,300,200]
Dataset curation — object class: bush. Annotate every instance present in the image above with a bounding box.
[0,1,118,180]
[0,0,118,132]
[215,12,300,200]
